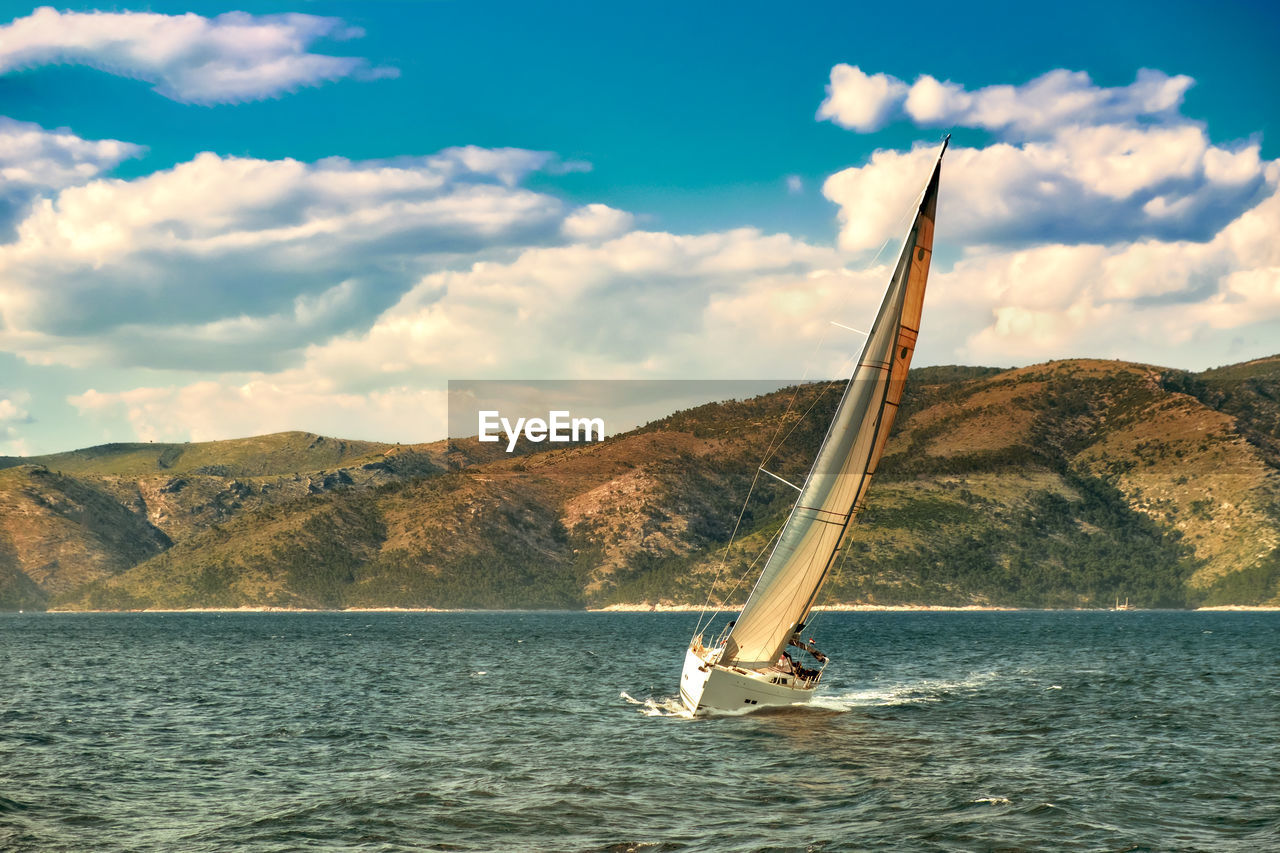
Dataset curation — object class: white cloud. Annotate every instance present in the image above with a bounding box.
[816,63,1280,370]
[0,390,32,455]
[0,116,142,190]
[815,64,908,132]
[562,204,635,240]
[823,130,1270,251]
[304,228,856,380]
[819,66,1193,139]
[0,116,143,234]
[819,66,1269,253]
[52,177,1280,444]
[903,68,1192,138]
[946,179,1280,365]
[0,147,576,369]
[785,175,804,195]
[70,383,446,445]
[64,228,876,442]
[12,55,1279,449]
[0,7,396,104]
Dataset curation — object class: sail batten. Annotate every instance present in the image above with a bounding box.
[720,148,944,671]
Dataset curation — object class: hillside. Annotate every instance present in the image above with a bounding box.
[3,357,1278,611]
[0,434,447,609]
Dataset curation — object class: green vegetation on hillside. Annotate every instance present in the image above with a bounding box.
[4,356,1278,611]
[1163,357,1280,464]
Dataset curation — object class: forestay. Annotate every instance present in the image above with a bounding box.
[721,147,944,670]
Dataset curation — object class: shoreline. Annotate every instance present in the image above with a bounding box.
[588,603,1022,612]
[28,603,1280,614]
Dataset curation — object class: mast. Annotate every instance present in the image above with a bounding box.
[720,138,947,670]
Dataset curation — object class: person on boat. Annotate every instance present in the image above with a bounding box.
[788,632,828,663]
[777,652,798,675]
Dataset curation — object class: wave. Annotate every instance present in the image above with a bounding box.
[620,691,691,718]
[623,671,1002,718]
[810,670,1002,710]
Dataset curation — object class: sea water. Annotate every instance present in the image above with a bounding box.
[1,610,1277,852]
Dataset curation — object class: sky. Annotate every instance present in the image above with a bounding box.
[0,0,1277,455]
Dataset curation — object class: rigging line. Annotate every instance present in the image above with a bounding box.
[693,363,850,639]
[753,163,921,466]
[735,140,948,657]
[691,466,764,640]
[813,549,855,627]
[758,365,855,472]
[772,541,832,656]
[718,376,849,646]
[692,447,805,639]
[697,528,778,643]
[704,523,786,634]
[728,354,861,650]
[711,519,788,619]
[693,147,938,644]
[759,467,802,492]
[692,380,838,639]
[736,157,920,483]
[695,349,847,638]
[806,521,861,636]
[719,526,784,611]
[773,309,908,647]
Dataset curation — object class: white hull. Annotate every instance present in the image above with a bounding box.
[679,646,818,715]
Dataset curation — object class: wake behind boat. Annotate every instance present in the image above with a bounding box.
[680,137,948,715]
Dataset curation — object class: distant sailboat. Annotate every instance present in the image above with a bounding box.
[679,137,949,715]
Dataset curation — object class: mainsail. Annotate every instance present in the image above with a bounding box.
[721,141,945,670]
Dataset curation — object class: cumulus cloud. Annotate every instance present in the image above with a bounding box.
[304,228,858,380]
[818,66,1267,253]
[815,65,909,132]
[0,390,33,455]
[0,116,142,190]
[0,146,579,370]
[0,7,396,104]
[824,131,1270,251]
[817,62,1280,365]
[0,116,143,235]
[52,177,1280,444]
[944,177,1280,365]
[70,383,446,445]
[561,204,635,241]
[903,68,1192,138]
[13,54,1278,449]
[65,228,880,442]
[818,66,1193,138]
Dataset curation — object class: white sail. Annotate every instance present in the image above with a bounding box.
[721,145,944,671]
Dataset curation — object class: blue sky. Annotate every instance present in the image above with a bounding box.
[0,0,1277,454]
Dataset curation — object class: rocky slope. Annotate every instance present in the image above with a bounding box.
[0,433,445,608]
[2,357,1277,611]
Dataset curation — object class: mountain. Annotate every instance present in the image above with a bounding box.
[0,433,446,609]
[3,357,1278,611]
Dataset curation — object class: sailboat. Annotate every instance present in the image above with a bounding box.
[679,136,949,715]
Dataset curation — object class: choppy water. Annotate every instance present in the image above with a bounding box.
[2,611,1278,852]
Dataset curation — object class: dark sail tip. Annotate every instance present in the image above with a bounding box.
[920,159,942,222]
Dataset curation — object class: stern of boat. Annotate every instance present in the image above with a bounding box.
[679,643,714,713]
